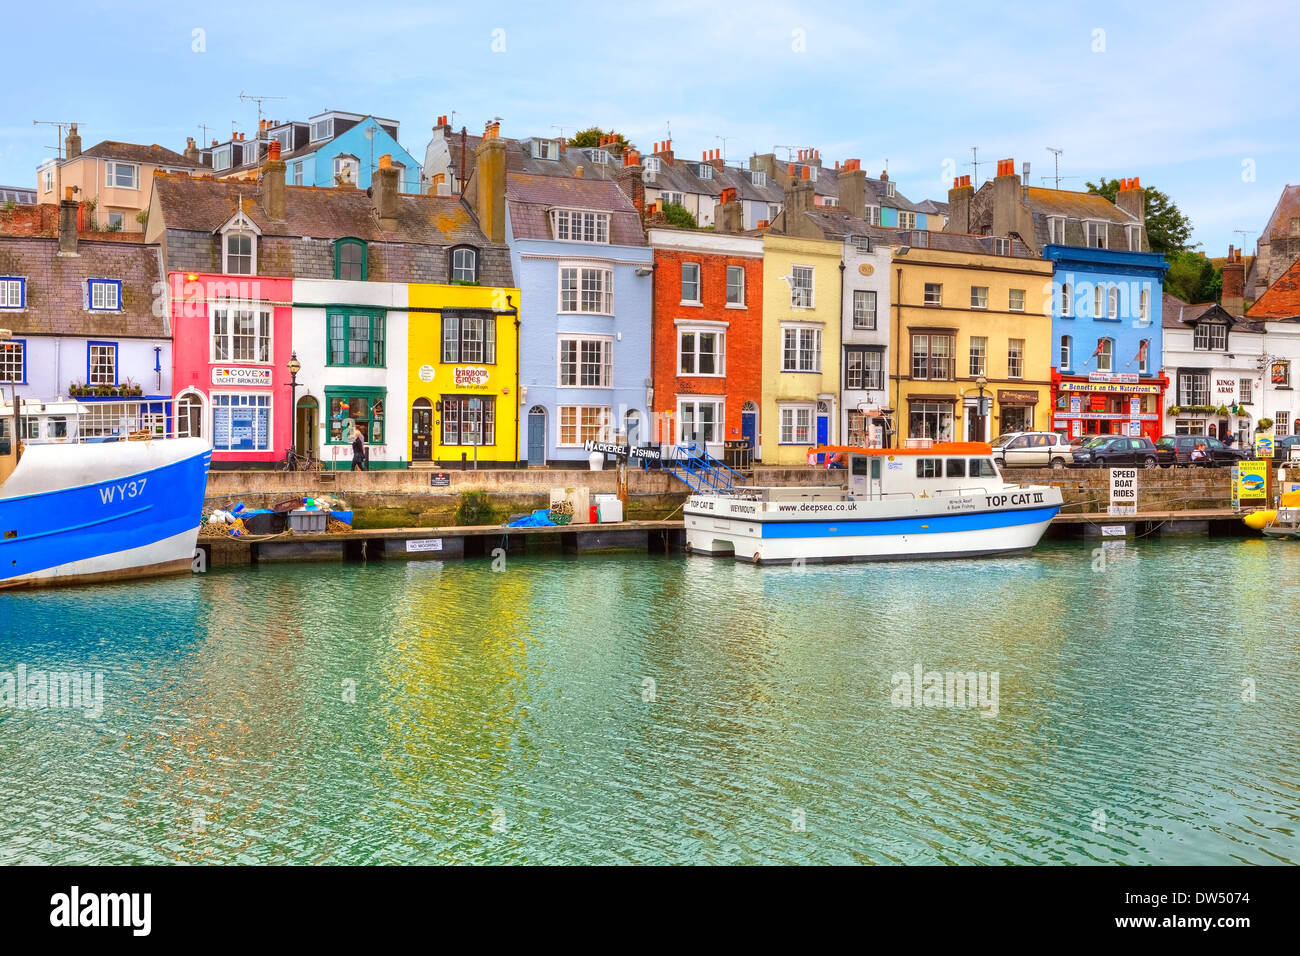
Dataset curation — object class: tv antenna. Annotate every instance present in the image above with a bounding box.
[33,120,81,159]
[239,92,286,138]
[551,125,571,141]
[197,123,217,147]
[1046,147,1064,189]
[1233,229,1253,254]
[964,147,983,187]
[716,134,733,162]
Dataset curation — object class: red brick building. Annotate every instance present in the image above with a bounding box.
[647,217,763,457]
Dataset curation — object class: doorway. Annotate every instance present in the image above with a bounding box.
[295,396,318,459]
[411,398,432,461]
[816,401,830,446]
[741,401,758,454]
[527,405,546,466]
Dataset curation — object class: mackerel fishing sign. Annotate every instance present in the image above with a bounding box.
[584,439,662,461]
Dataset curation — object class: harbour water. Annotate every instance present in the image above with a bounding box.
[1,539,1296,865]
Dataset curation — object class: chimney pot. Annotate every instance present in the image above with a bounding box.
[757,219,769,229]
[575,165,584,178]
[268,140,281,160]
[378,153,392,170]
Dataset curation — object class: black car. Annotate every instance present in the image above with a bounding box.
[1071,435,1160,468]
[1155,434,1248,467]
[1276,435,1300,461]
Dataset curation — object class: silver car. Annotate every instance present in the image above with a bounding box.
[991,431,1073,470]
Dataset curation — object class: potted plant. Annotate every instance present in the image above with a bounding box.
[68,382,82,398]
[1215,404,1230,416]
[1167,405,1180,416]
[1258,417,1274,431]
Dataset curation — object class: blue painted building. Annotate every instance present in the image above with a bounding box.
[502,170,653,465]
[209,111,422,194]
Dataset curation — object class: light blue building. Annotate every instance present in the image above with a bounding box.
[207,111,422,194]
[503,171,653,465]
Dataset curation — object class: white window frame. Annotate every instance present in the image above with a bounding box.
[969,336,987,377]
[557,263,614,315]
[778,404,815,444]
[789,264,814,309]
[223,230,256,275]
[698,164,713,180]
[1127,224,1142,251]
[557,405,611,446]
[1094,285,1104,319]
[105,161,139,190]
[1060,335,1072,371]
[970,286,989,309]
[310,118,334,142]
[211,392,272,452]
[291,160,303,186]
[1139,288,1151,324]
[924,282,942,306]
[898,210,916,230]
[210,304,273,364]
[866,205,881,226]
[106,212,125,230]
[1060,282,1072,317]
[1138,339,1150,374]
[1096,337,1114,373]
[534,139,559,160]
[1194,322,1227,351]
[781,323,822,372]
[643,157,661,173]
[551,208,611,244]
[662,191,685,207]
[677,325,725,377]
[42,168,54,193]
[1239,377,1252,405]
[88,279,120,311]
[726,265,746,307]
[1009,288,1025,312]
[1007,339,1024,379]
[333,155,359,185]
[1276,411,1291,436]
[451,247,478,283]
[680,262,701,304]
[558,335,614,388]
[993,237,1010,256]
[213,146,232,171]
[590,148,611,165]
[1108,286,1119,320]
[853,289,877,329]
[88,343,117,386]
[677,398,724,446]
[0,277,26,309]
[1086,220,1108,249]
[750,170,766,187]
[1048,217,1065,244]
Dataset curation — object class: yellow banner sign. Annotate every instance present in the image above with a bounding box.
[1237,461,1268,500]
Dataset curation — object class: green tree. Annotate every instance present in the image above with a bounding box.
[660,202,698,229]
[568,127,633,151]
[1163,250,1221,303]
[1086,178,1193,254]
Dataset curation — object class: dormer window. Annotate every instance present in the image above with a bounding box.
[551,208,610,244]
[311,117,334,142]
[698,164,713,180]
[1194,321,1228,351]
[213,146,232,171]
[88,279,121,311]
[271,127,293,151]
[898,210,916,230]
[590,149,611,165]
[751,170,766,187]
[913,231,929,248]
[333,155,359,185]
[852,236,873,253]
[1085,220,1108,248]
[533,139,559,161]
[886,181,896,198]
[1048,217,1066,244]
[643,157,661,173]
[219,210,260,276]
[866,205,881,226]
[820,197,838,207]
[451,246,479,283]
[334,238,367,281]
[993,237,1010,256]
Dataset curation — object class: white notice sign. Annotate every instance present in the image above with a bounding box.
[1109,468,1138,516]
[405,538,444,552]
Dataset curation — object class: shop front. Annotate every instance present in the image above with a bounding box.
[1050,371,1166,441]
[997,389,1039,435]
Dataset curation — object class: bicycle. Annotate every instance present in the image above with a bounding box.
[277,448,321,473]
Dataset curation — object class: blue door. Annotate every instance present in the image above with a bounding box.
[816,413,829,446]
[527,407,546,466]
[741,411,757,450]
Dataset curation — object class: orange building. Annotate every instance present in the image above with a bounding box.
[647,224,764,457]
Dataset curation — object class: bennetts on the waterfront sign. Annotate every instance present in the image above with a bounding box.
[584,439,662,461]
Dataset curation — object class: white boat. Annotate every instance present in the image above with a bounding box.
[684,442,1063,564]
[1,399,211,590]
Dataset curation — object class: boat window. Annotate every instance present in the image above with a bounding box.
[946,458,966,478]
[48,417,67,438]
[851,456,868,476]
[970,458,999,478]
[871,459,881,479]
[917,458,941,478]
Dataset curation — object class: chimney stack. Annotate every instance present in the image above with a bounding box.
[838,158,866,219]
[785,171,815,217]
[946,174,974,233]
[466,126,507,243]
[991,158,1036,252]
[372,153,399,230]
[1116,175,1146,228]
[1222,245,1245,315]
[715,186,742,234]
[65,123,81,161]
[616,149,645,216]
[260,138,286,221]
[58,187,78,255]
[184,136,199,163]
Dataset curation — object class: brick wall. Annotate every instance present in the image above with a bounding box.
[652,247,763,441]
[1010,466,1233,512]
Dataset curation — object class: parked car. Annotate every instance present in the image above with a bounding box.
[991,431,1073,470]
[1071,435,1160,468]
[1275,435,1300,461]
[1155,434,1248,467]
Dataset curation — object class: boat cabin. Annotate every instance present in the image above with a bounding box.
[1,400,91,485]
[827,442,1004,501]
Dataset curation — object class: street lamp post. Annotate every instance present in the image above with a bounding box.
[976,375,989,442]
[0,329,15,460]
[287,352,301,470]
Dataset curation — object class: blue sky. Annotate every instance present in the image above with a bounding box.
[2,0,1296,255]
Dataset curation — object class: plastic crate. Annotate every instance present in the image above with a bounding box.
[288,509,327,533]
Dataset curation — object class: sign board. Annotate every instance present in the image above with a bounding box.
[452,366,490,387]
[1100,525,1128,537]
[418,364,435,383]
[1214,378,1236,397]
[583,439,663,461]
[1069,395,1082,415]
[405,538,444,553]
[1054,412,1158,422]
[1128,420,1141,437]
[1108,467,1138,515]
[1129,397,1142,416]
[429,472,450,487]
[211,367,272,387]
[1255,434,1275,459]
[1088,372,1139,384]
[1237,461,1267,500]
[1060,382,1161,394]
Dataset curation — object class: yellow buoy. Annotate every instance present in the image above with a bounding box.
[1244,510,1275,531]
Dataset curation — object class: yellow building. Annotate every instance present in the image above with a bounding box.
[890,236,1053,442]
[760,233,844,464]
[407,283,522,466]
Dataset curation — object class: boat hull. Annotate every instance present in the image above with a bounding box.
[0,439,211,590]
[685,495,1061,564]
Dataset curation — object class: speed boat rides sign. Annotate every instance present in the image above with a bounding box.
[1109,468,1138,516]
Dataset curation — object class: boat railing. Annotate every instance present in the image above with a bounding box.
[1,397,194,446]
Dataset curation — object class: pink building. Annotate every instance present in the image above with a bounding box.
[169,271,293,468]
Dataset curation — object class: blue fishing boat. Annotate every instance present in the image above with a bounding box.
[1,401,210,590]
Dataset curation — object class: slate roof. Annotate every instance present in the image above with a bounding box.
[1161,294,1261,331]
[1261,185,1300,241]
[81,141,198,168]
[0,236,165,337]
[793,208,903,244]
[914,231,1039,260]
[505,172,645,245]
[152,173,489,245]
[1246,258,1300,319]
